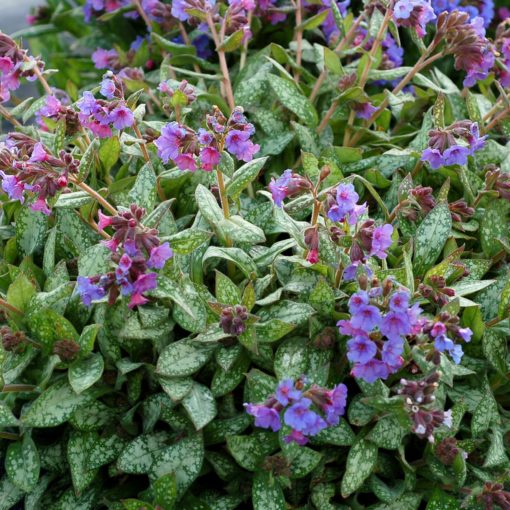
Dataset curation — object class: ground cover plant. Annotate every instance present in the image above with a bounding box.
[1,0,510,508]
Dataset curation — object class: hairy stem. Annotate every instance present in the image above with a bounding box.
[133,0,153,31]
[70,178,117,215]
[207,13,235,111]
[0,104,22,128]
[0,298,22,315]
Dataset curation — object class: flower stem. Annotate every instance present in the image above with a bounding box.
[240,11,253,70]
[0,432,19,440]
[216,169,231,220]
[132,0,153,31]
[133,122,151,163]
[0,298,22,316]
[207,13,235,111]
[317,99,338,133]
[0,104,22,128]
[484,106,510,133]
[70,178,117,215]
[457,166,475,205]
[31,62,53,96]
[294,0,303,83]
[2,384,37,393]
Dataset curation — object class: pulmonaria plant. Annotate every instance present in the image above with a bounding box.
[76,204,173,308]
[245,377,347,445]
[0,135,78,215]
[421,120,487,169]
[155,106,259,171]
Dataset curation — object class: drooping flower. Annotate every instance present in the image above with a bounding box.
[393,0,436,37]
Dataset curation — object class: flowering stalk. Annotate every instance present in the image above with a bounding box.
[310,13,364,103]
[293,0,303,83]
[207,12,235,111]
[29,58,52,96]
[0,298,22,316]
[133,121,151,163]
[240,11,253,70]
[132,0,153,31]
[0,104,21,128]
[483,105,510,133]
[69,177,117,215]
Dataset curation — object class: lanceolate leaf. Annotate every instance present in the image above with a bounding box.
[341,439,379,498]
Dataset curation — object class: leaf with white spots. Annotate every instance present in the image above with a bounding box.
[67,431,98,495]
[157,339,216,377]
[252,470,285,510]
[340,439,378,498]
[23,379,95,428]
[5,435,40,492]
[182,381,217,430]
[117,432,170,474]
[69,353,104,394]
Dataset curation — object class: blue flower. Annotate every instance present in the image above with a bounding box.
[76,276,106,307]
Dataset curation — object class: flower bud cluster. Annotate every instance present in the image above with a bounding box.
[398,372,453,442]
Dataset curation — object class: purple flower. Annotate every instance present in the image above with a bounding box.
[0,172,25,202]
[98,211,114,231]
[77,91,99,116]
[327,183,359,222]
[129,272,158,308]
[381,338,404,367]
[322,383,348,425]
[225,129,259,162]
[458,327,472,342]
[430,321,446,338]
[351,358,389,383]
[245,404,281,431]
[354,102,378,120]
[370,224,393,259]
[284,398,326,435]
[76,276,106,307]
[154,122,186,164]
[347,336,378,364]
[443,145,470,166]
[29,143,49,163]
[351,304,382,331]
[434,334,454,352]
[275,379,302,406]
[421,147,445,169]
[389,291,410,313]
[348,291,369,313]
[200,146,221,171]
[30,198,51,216]
[269,169,292,207]
[284,429,308,445]
[467,123,487,154]
[147,242,173,269]
[108,105,134,130]
[100,78,116,99]
[393,0,436,37]
[92,48,118,70]
[175,153,197,171]
[380,311,411,339]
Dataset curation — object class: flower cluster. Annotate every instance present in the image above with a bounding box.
[398,372,453,442]
[438,12,495,87]
[326,183,367,225]
[158,79,197,106]
[76,204,173,308]
[422,311,472,364]
[155,106,259,171]
[495,24,510,87]
[338,283,422,383]
[393,0,436,37]
[485,165,510,202]
[77,73,134,137]
[421,120,486,169]
[35,93,80,135]
[0,136,78,215]
[245,377,347,445]
[219,305,249,335]
[0,34,43,103]
[268,170,312,207]
[84,0,133,22]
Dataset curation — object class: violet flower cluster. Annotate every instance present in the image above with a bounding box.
[338,285,422,383]
[398,372,453,442]
[155,106,259,171]
[84,0,133,22]
[77,72,134,138]
[431,0,494,27]
[423,312,472,364]
[421,120,486,169]
[245,377,347,445]
[0,135,78,216]
[76,205,173,309]
[0,34,42,104]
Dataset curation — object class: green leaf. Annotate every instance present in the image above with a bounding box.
[157,339,216,377]
[483,329,508,376]
[274,338,309,380]
[471,382,498,437]
[268,74,318,126]
[16,206,48,257]
[5,436,40,492]
[149,435,204,498]
[69,353,105,394]
[340,439,378,497]
[219,215,266,244]
[215,270,241,305]
[426,488,461,510]
[483,428,509,468]
[164,229,211,255]
[67,431,98,495]
[480,200,509,257]
[195,184,224,225]
[227,432,279,471]
[312,419,355,446]
[366,416,407,450]
[54,191,92,209]
[0,476,24,510]
[151,32,196,55]
[78,244,112,276]
[99,136,121,172]
[298,9,330,31]
[23,379,95,427]
[309,278,335,316]
[7,272,36,313]
[153,473,177,510]
[225,157,268,198]
[413,202,452,275]
[252,471,285,510]
[218,29,244,52]
[0,401,18,428]
[203,246,258,278]
[117,432,169,474]
[127,162,157,211]
[182,381,217,430]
